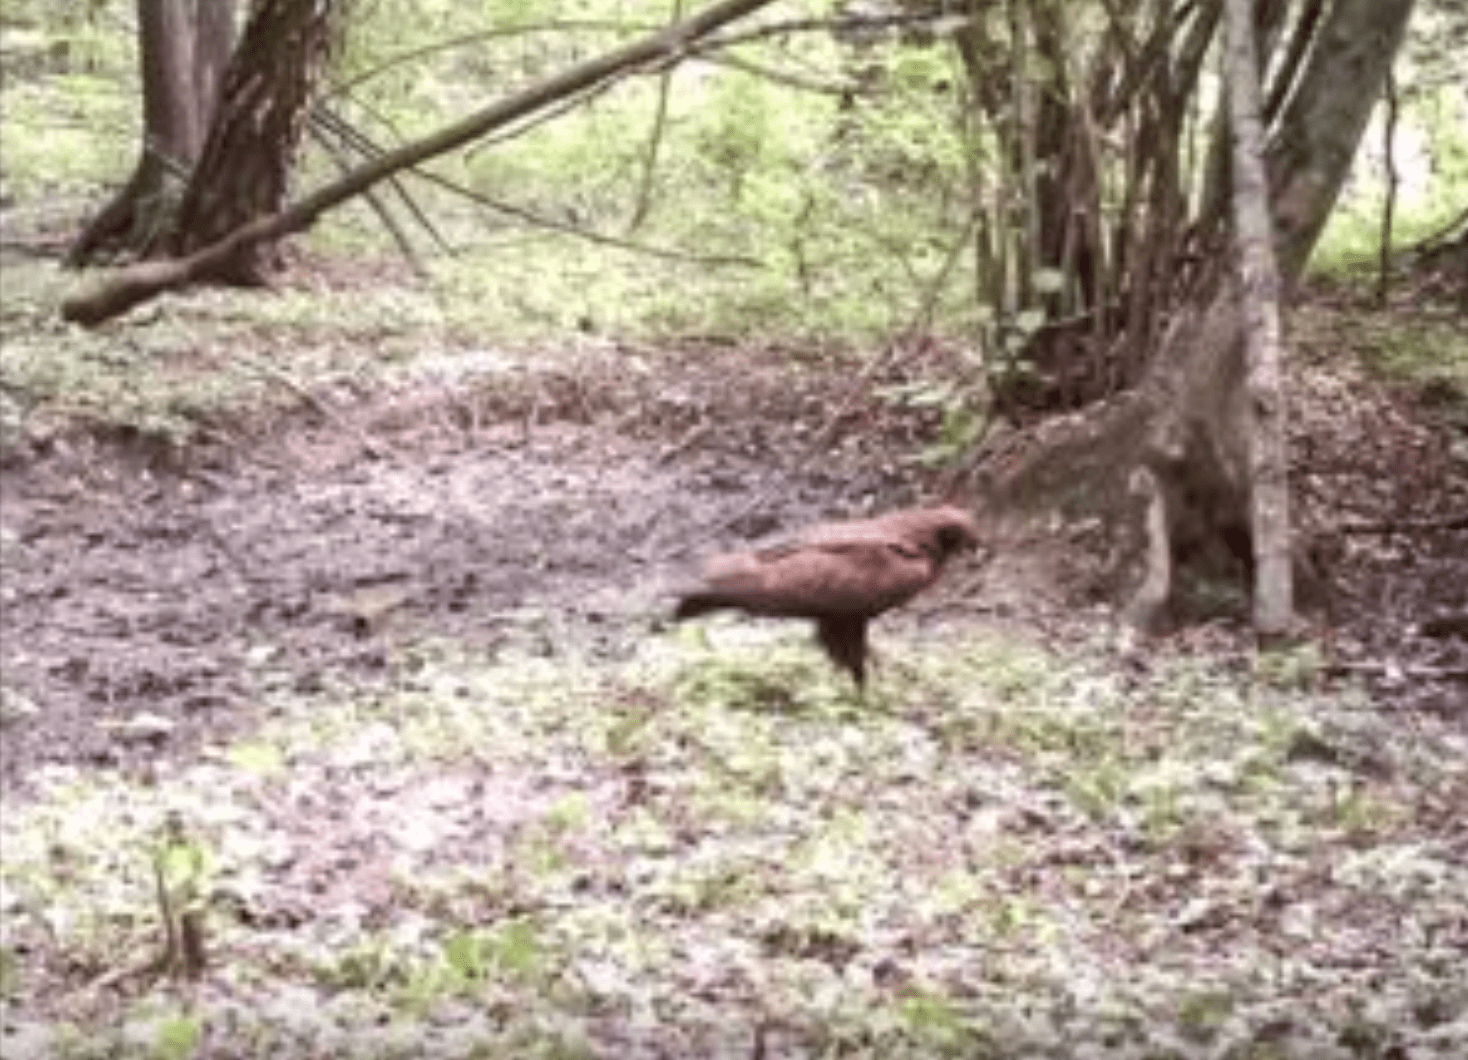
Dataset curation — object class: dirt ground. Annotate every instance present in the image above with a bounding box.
[2,337,1465,794]
[0,344,986,792]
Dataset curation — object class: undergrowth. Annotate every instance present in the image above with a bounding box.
[2,629,1464,1058]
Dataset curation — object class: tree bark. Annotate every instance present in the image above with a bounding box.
[65,0,235,267]
[980,0,1416,632]
[172,0,341,284]
[1266,0,1417,284]
[61,0,780,326]
[1224,0,1292,636]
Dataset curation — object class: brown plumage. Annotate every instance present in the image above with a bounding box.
[673,505,980,687]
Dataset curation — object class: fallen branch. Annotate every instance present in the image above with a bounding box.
[1420,612,1468,639]
[1326,660,1468,683]
[1337,512,1468,535]
[227,351,401,463]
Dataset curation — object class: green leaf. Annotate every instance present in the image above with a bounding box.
[1016,308,1047,334]
[489,919,542,979]
[443,931,486,980]
[152,1012,202,1060]
[225,740,285,776]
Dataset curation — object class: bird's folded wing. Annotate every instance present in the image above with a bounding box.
[702,538,935,617]
[754,525,923,561]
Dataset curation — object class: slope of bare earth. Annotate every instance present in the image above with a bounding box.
[2,297,1465,792]
[0,334,985,792]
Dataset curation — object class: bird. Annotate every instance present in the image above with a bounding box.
[673,504,980,688]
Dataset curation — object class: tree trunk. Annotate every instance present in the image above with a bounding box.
[66,0,235,267]
[1224,0,1292,636]
[172,0,341,285]
[979,0,1416,632]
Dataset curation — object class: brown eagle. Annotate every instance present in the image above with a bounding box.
[673,505,980,687]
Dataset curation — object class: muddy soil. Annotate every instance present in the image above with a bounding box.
[3,340,1465,794]
[0,346,981,792]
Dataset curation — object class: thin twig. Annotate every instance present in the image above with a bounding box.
[399,152,762,268]
[1337,512,1468,535]
[1326,660,1468,684]
[228,352,400,462]
[628,0,683,234]
[308,118,428,276]
[315,104,453,255]
[322,20,656,101]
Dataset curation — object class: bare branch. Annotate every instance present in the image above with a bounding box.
[323,20,656,101]
[401,158,763,268]
[628,0,683,234]
[697,53,855,96]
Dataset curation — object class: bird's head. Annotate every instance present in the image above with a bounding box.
[914,505,981,563]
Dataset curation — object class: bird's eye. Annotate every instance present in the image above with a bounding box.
[938,526,973,552]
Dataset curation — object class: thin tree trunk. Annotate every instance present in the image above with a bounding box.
[1377,66,1400,308]
[628,0,684,233]
[1267,0,1417,284]
[173,0,340,283]
[66,0,235,266]
[1224,0,1292,636]
[982,0,1416,632]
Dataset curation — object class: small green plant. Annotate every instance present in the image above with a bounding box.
[1254,642,1325,691]
[1177,989,1234,1042]
[150,1010,204,1060]
[1064,754,1129,821]
[0,946,17,999]
[877,376,993,469]
[898,990,977,1052]
[1330,785,1401,839]
[224,739,286,776]
[318,938,415,992]
[671,632,824,714]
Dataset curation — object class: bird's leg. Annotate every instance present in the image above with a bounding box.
[815,617,868,691]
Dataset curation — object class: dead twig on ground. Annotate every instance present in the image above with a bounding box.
[1325,660,1468,684]
[1337,512,1468,534]
[227,352,401,463]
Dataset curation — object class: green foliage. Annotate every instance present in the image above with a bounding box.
[2,0,1453,381]
[671,635,815,716]
[1295,301,1468,433]
[897,991,979,1053]
[1358,315,1468,392]
[1312,80,1468,279]
[0,945,17,999]
[1,625,1463,1055]
[0,256,475,456]
[318,937,417,992]
[224,739,288,777]
[148,1011,204,1060]
[1254,642,1325,691]
[0,2,137,201]
[0,74,138,200]
[878,372,992,468]
[309,0,984,347]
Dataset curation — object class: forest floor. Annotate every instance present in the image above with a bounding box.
[1,256,1466,1058]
